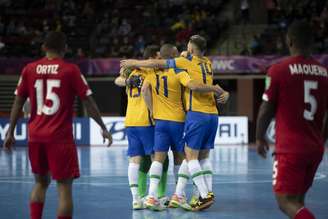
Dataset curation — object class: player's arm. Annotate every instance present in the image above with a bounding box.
[3,96,26,151]
[256,66,279,158]
[323,111,328,146]
[82,96,113,146]
[256,101,276,158]
[121,59,167,69]
[141,81,153,116]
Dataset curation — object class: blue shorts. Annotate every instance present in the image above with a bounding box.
[184,111,218,150]
[154,120,185,153]
[126,126,154,157]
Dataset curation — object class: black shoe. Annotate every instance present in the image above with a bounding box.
[191,193,214,212]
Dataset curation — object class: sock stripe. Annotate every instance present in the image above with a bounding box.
[178,174,189,179]
[129,184,138,188]
[150,174,161,179]
[202,170,213,175]
[191,171,204,179]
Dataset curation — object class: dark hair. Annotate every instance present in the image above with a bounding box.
[43,31,67,53]
[287,20,313,50]
[160,44,176,59]
[143,45,159,59]
[189,35,207,52]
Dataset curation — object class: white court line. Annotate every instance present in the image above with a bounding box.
[0,174,326,186]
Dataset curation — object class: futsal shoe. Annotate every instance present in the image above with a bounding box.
[159,196,170,207]
[191,193,214,212]
[208,192,215,200]
[169,194,192,211]
[189,195,199,208]
[145,196,166,211]
[132,199,145,210]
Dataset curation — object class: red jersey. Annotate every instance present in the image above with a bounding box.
[15,57,92,143]
[263,55,328,154]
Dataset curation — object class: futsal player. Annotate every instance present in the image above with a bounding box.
[2,31,113,219]
[121,35,229,211]
[256,20,328,219]
[141,44,224,211]
[114,45,169,209]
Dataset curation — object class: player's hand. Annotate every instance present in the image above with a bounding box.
[126,75,143,88]
[216,91,230,104]
[180,51,190,58]
[120,59,137,69]
[3,132,15,152]
[102,129,113,147]
[256,139,269,159]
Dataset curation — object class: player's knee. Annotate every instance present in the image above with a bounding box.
[173,152,184,165]
[129,156,142,164]
[276,195,291,213]
[34,175,51,189]
[154,152,167,163]
[199,150,210,160]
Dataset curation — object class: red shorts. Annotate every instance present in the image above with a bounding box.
[28,142,80,180]
[273,152,323,195]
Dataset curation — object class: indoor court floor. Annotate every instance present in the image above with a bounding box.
[0,145,327,219]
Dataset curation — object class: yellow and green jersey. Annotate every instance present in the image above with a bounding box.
[166,55,218,115]
[145,68,191,122]
[125,68,153,127]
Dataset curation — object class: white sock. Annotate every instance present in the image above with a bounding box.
[188,159,208,199]
[128,162,140,201]
[175,160,189,197]
[200,158,213,192]
[148,161,163,198]
[192,183,200,198]
[173,164,181,183]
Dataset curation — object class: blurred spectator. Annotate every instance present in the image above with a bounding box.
[0,37,5,50]
[240,0,250,24]
[250,35,261,55]
[134,35,145,57]
[76,48,86,59]
[119,36,133,58]
[118,19,131,36]
[0,17,4,35]
[17,22,28,35]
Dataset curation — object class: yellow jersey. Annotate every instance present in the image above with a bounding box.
[125,68,153,127]
[166,55,218,115]
[145,68,191,122]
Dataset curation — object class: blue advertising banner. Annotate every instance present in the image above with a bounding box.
[0,118,90,146]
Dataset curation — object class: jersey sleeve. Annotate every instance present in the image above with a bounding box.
[15,66,29,98]
[262,65,280,104]
[71,65,92,100]
[175,68,191,87]
[166,57,189,69]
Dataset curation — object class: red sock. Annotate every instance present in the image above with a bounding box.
[30,202,44,219]
[57,216,72,219]
[294,207,315,219]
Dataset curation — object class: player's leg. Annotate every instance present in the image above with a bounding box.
[157,156,169,200]
[144,122,170,211]
[56,179,74,219]
[198,114,218,198]
[30,174,51,219]
[138,155,151,198]
[184,112,214,211]
[46,143,80,218]
[273,153,321,219]
[199,150,213,195]
[146,151,168,211]
[126,127,146,209]
[28,143,50,219]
